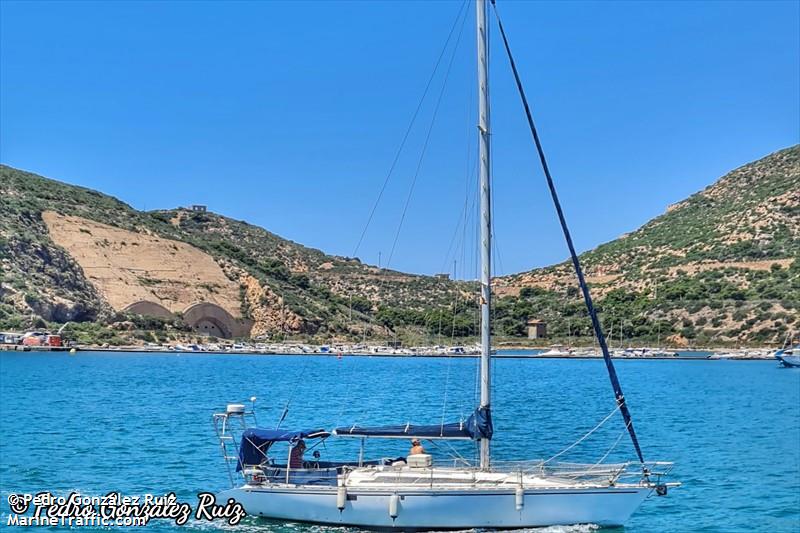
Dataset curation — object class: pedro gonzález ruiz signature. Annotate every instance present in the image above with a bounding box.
[6,491,246,527]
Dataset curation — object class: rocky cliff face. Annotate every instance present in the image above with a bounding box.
[0,197,111,325]
[41,210,244,317]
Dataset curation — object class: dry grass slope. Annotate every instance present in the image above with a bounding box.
[496,145,800,345]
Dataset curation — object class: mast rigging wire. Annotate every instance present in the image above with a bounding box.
[352,0,469,258]
[541,404,621,466]
[367,0,469,326]
[490,0,645,464]
[385,4,470,269]
[336,3,469,429]
[439,158,478,275]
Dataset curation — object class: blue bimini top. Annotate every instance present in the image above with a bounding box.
[237,428,329,471]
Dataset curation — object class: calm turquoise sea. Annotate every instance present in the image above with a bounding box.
[1,351,798,532]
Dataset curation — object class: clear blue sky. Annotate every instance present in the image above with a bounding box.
[2,0,798,277]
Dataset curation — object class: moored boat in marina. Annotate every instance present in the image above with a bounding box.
[774,345,800,368]
[538,344,574,357]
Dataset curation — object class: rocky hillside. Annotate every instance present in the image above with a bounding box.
[495,145,800,345]
[0,165,464,340]
[1,145,797,346]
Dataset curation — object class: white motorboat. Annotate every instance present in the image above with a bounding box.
[538,344,574,357]
[212,1,677,528]
[646,349,679,358]
[774,345,800,367]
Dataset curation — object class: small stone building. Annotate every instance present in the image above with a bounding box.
[527,319,547,339]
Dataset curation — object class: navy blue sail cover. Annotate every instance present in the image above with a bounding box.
[334,407,493,440]
[467,405,493,440]
[237,428,329,471]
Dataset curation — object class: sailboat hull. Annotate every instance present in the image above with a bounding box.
[220,484,651,529]
[775,347,800,367]
[777,354,800,367]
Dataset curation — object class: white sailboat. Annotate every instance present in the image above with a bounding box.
[214,1,677,528]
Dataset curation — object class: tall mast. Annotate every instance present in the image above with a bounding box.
[476,0,492,469]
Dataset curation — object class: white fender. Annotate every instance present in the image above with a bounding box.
[389,493,399,519]
[515,486,524,511]
[337,485,347,511]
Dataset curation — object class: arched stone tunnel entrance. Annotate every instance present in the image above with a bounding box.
[182,302,250,339]
[122,300,173,319]
[122,300,251,339]
[192,318,227,338]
